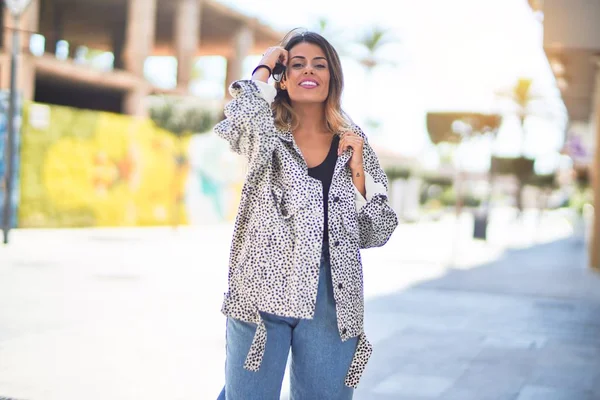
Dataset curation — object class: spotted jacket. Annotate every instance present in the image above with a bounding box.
[214,79,398,388]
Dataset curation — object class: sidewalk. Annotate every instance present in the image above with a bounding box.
[0,209,598,399]
[357,236,600,400]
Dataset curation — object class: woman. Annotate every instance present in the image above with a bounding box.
[215,29,398,400]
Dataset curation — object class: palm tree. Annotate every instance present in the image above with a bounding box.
[312,17,346,55]
[497,78,546,154]
[353,26,398,133]
[316,17,329,35]
[355,26,396,73]
[494,78,549,214]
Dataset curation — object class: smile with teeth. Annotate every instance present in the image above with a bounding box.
[299,80,318,88]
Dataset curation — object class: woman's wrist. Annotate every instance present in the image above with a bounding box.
[251,70,270,83]
[349,163,364,173]
[258,58,276,69]
[252,64,272,83]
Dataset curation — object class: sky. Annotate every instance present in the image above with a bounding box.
[147,0,567,173]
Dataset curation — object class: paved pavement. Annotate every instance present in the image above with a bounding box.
[0,209,599,400]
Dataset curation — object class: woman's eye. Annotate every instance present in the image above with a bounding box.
[292,63,304,68]
[315,64,327,69]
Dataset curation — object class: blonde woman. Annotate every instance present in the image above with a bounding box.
[215,29,398,400]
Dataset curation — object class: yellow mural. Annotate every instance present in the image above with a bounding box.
[19,103,191,227]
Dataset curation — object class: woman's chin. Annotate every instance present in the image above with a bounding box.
[290,96,328,105]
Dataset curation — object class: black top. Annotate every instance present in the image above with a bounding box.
[307,135,340,243]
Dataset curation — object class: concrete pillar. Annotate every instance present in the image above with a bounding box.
[122,0,157,77]
[121,0,156,116]
[174,0,201,91]
[112,17,127,70]
[2,0,38,54]
[225,25,254,97]
[18,55,35,101]
[1,18,10,90]
[590,63,600,270]
[46,3,63,55]
[123,86,151,117]
[1,0,39,101]
[0,6,4,49]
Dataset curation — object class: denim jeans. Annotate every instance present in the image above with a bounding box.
[217,242,358,400]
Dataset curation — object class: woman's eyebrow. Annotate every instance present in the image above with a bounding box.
[290,56,328,61]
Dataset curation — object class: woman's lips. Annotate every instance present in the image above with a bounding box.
[299,80,318,89]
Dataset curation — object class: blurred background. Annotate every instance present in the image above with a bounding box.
[0,0,599,399]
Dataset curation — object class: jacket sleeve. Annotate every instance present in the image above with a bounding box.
[214,80,277,167]
[350,126,399,249]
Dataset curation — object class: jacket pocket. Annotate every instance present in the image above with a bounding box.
[341,210,360,242]
[271,185,304,220]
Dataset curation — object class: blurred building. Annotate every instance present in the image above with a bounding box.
[0,0,284,229]
[0,0,281,116]
[541,0,600,269]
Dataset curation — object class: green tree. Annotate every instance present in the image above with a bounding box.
[149,97,216,227]
[149,97,216,135]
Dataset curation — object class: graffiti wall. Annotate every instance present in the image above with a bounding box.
[18,102,245,228]
[0,90,22,229]
[185,131,246,224]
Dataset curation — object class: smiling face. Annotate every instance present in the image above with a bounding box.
[284,42,330,104]
[272,31,348,133]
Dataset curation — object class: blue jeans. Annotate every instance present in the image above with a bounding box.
[217,242,358,400]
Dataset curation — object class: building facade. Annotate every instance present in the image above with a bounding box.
[0,0,282,115]
[541,0,600,269]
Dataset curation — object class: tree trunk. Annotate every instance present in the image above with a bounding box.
[516,178,525,215]
[517,114,526,216]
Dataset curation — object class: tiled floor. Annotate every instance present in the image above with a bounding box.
[355,228,600,399]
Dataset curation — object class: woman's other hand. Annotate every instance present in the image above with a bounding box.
[338,131,364,173]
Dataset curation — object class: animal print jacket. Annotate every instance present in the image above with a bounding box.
[214,79,398,388]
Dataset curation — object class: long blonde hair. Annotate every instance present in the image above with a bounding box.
[272,29,350,134]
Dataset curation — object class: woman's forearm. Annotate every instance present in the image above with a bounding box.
[252,68,270,83]
[351,164,366,199]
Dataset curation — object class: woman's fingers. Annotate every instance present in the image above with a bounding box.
[260,46,288,68]
[338,134,363,156]
[338,136,346,155]
[338,134,350,155]
[279,48,288,65]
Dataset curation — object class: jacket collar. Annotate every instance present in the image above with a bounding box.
[274,124,294,142]
[276,127,352,175]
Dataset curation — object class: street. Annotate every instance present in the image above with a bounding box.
[1,209,599,399]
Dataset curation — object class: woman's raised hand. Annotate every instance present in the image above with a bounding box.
[260,46,288,69]
[252,47,288,82]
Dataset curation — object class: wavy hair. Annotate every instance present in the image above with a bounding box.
[272,29,350,134]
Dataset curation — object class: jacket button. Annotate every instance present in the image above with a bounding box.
[338,283,343,289]
[334,241,340,247]
[341,328,347,335]
[333,196,340,203]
